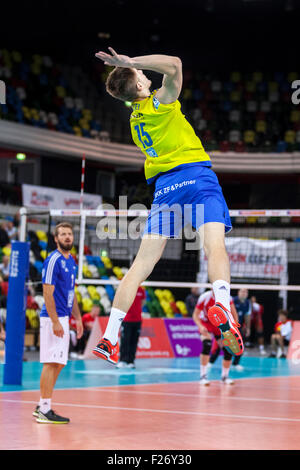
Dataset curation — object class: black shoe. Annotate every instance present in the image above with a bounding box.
[36,409,70,424]
[32,406,40,417]
[280,354,287,359]
[268,352,276,358]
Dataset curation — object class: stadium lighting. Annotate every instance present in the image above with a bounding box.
[16,153,26,160]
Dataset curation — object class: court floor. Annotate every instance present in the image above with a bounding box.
[1,355,300,450]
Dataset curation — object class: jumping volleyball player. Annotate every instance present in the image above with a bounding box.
[93,47,244,362]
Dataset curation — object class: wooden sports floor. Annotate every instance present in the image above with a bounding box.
[1,356,300,450]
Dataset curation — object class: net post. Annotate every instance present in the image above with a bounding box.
[77,212,86,283]
[3,241,30,385]
[19,207,27,242]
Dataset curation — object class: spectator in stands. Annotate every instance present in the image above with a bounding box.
[0,255,10,281]
[5,216,18,240]
[0,222,10,248]
[185,287,200,317]
[269,310,293,359]
[250,295,266,355]
[116,286,146,369]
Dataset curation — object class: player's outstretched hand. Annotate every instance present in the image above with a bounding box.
[95,47,133,68]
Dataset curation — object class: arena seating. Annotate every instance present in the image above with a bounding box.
[1,48,299,150]
[182,69,300,152]
[0,49,104,140]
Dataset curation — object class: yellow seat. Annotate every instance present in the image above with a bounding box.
[268,81,278,92]
[244,130,256,144]
[176,301,188,316]
[256,120,267,133]
[40,250,47,260]
[56,86,66,98]
[101,256,113,269]
[288,72,298,83]
[246,217,258,224]
[230,72,241,83]
[73,126,82,136]
[36,230,47,242]
[253,72,263,83]
[290,110,300,123]
[2,246,11,256]
[245,81,256,93]
[82,265,92,278]
[183,88,192,100]
[284,130,296,144]
[82,298,93,312]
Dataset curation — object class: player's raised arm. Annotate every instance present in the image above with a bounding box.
[95,47,182,104]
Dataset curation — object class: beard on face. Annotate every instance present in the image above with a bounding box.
[57,239,73,252]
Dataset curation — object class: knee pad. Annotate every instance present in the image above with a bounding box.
[223,348,232,361]
[201,338,212,355]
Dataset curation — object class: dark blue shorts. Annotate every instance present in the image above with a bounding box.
[144,164,232,238]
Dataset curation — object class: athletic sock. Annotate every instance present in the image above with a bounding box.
[222,366,230,379]
[212,280,231,312]
[104,307,126,345]
[200,364,207,377]
[39,398,51,414]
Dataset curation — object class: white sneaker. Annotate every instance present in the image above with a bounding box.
[232,364,244,372]
[276,348,283,359]
[199,375,210,386]
[260,348,267,355]
[127,363,135,369]
[221,376,234,385]
[116,361,127,369]
[69,352,78,359]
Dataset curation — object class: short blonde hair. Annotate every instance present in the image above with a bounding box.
[54,222,73,237]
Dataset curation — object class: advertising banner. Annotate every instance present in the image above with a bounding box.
[164,318,202,357]
[22,183,102,210]
[136,318,174,359]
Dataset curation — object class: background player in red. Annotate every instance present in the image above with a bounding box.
[116,286,146,369]
[250,295,266,355]
[193,290,239,385]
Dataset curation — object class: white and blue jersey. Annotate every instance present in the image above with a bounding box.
[233,296,252,325]
[40,249,77,318]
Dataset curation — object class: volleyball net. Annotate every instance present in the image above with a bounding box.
[19,207,300,314]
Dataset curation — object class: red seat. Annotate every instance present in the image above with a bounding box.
[234,141,246,152]
[219,140,230,152]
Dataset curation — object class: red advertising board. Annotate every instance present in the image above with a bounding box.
[83,317,174,359]
[136,318,174,359]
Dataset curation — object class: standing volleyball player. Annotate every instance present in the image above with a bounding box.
[33,223,83,424]
[92,47,244,362]
[193,290,239,385]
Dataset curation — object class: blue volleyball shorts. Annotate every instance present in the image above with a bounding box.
[144,164,232,238]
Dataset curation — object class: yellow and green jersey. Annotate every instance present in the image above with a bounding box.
[130,90,211,184]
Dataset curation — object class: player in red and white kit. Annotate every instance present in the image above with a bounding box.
[193,290,240,385]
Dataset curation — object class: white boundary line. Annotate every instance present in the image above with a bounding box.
[2,397,300,424]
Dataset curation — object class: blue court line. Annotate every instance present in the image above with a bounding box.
[1,356,300,392]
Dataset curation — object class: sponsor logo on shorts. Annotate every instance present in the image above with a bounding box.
[154,180,196,199]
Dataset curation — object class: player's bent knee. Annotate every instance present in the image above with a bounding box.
[223,348,232,361]
[201,338,212,355]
